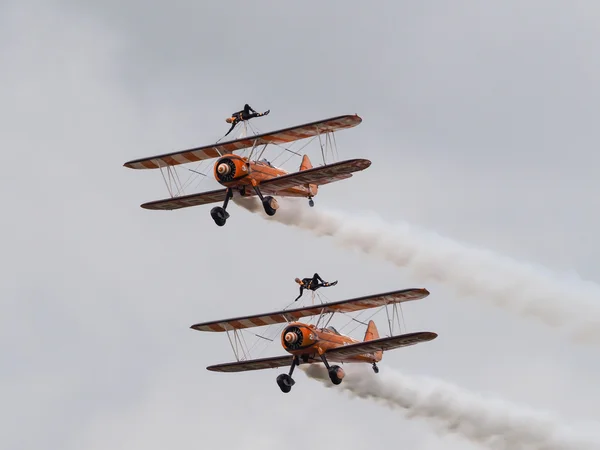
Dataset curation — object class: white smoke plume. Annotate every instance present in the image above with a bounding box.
[302,364,599,450]
[234,197,600,343]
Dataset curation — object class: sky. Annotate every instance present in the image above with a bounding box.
[2,1,600,449]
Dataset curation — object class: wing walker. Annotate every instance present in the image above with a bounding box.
[123,109,439,394]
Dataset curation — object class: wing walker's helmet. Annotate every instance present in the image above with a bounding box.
[225,117,234,124]
[295,278,302,284]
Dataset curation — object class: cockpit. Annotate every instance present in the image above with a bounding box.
[325,326,341,335]
[259,158,273,167]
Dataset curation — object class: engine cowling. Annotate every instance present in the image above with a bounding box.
[281,324,316,351]
[214,156,248,183]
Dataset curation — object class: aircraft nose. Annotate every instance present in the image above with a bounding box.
[284,332,298,344]
[217,163,230,175]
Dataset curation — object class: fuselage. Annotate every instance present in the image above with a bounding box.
[213,154,316,198]
[280,322,382,364]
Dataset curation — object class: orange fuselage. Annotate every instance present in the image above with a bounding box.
[280,322,382,364]
[213,154,317,198]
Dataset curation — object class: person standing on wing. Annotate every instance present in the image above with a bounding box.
[223,104,270,137]
[294,273,338,301]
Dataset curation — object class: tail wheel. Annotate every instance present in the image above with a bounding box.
[276,373,295,393]
[210,207,229,226]
[262,196,278,216]
[328,365,345,385]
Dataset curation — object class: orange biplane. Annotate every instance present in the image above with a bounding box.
[123,114,371,226]
[191,288,437,393]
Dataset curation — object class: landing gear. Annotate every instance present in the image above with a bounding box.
[372,363,379,374]
[263,196,278,216]
[276,373,295,393]
[210,207,229,226]
[252,185,278,216]
[320,354,345,385]
[308,196,314,207]
[210,188,232,226]
[277,356,299,393]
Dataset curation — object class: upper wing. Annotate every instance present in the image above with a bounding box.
[140,188,229,210]
[191,288,429,332]
[259,159,371,194]
[206,355,295,373]
[325,332,438,359]
[124,115,362,170]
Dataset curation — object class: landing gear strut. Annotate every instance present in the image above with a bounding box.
[320,354,345,385]
[252,185,278,216]
[210,188,232,226]
[276,356,299,393]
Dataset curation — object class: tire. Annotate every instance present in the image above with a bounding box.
[210,207,229,226]
[328,365,345,385]
[276,374,294,393]
[262,196,278,216]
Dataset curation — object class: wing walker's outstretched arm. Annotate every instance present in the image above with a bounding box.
[294,286,305,302]
[223,121,237,137]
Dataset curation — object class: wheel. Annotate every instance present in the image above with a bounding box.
[276,373,295,393]
[328,365,345,385]
[308,198,314,207]
[210,207,229,226]
[262,196,278,216]
[372,364,379,374]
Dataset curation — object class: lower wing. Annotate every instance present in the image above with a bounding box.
[140,188,229,210]
[207,355,296,372]
[259,158,371,193]
[325,331,437,359]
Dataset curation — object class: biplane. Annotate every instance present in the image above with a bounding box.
[123,115,371,226]
[191,288,437,393]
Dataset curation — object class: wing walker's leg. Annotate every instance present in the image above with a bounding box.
[252,183,278,217]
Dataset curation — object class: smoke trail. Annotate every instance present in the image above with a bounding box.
[234,197,600,343]
[302,364,598,450]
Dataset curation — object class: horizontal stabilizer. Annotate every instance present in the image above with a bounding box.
[191,288,430,332]
[124,115,362,170]
[325,331,437,359]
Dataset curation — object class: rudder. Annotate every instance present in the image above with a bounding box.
[364,320,383,360]
[300,154,313,171]
[300,155,318,196]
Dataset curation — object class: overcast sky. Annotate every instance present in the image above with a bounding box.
[2,1,600,449]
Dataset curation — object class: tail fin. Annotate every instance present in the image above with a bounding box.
[300,155,318,197]
[300,154,313,171]
[363,320,383,361]
[363,320,380,341]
